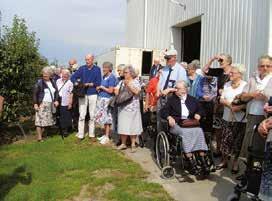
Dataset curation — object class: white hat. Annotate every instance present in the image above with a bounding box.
[164,49,178,59]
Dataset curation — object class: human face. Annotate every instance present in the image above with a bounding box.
[154,60,160,65]
[187,67,196,76]
[42,72,50,81]
[117,68,123,76]
[102,66,110,75]
[62,72,69,81]
[258,58,271,76]
[218,55,230,68]
[85,55,94,67]
[166,56,177,67]
[229,68,241,82]
[175,83,187,97]
[123,69,131,80]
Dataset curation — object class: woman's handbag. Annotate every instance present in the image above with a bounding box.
[115,82,133,107]
[179,119,200,128]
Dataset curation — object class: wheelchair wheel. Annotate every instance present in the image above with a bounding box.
[155,131,170,169]
[162,166,176,179]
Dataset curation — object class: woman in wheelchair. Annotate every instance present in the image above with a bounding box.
[161,80,209,175]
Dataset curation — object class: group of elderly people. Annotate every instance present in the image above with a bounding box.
[32,51,272,189]
[33,54,142,153]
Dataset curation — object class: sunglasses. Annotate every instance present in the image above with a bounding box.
[259,65,272,68]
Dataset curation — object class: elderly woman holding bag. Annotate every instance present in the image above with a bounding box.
[115,65,143,152]
[217,64,247,173]
[33,66,59,142]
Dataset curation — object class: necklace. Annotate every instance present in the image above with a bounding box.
[231,80,241,89]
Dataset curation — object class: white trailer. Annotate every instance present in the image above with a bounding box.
[95,46,165,76]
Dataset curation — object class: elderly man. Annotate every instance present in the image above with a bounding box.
[71,54,102,142]
[156,49,188,131]
[69,59,78,73]
[150,58,162,79]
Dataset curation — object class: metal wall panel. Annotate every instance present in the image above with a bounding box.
[126,0,271,78]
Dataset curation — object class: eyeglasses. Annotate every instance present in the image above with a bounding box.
[259,65,272,68]
[123,71,129,74]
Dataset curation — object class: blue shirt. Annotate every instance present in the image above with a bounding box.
[188,74,203,99]
[71,65,102,95]
[99,74,116,98]
[159,62,188,90]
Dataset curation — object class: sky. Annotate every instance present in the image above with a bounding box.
[0,0,127,65]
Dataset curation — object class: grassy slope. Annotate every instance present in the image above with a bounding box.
[0,136,173,201]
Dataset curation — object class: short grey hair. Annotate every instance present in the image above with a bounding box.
[232,64,246,75]
[42,66,54,76]
[61,69,71,77]
[220,53,232,65]
[124,65,137,79]
[191,59,201,69]
[258,54,272,65]
[176,80,188,88]
[103,62,113,72]
[117,64,125,70]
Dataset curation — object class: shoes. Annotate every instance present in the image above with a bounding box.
[76,138,84,144]
[117,144,127,150]
[97,135,106,141]
[100,136,110,145]
[89,137,97,143]
[215,163,228,170]
[231,165,240,175]
[131,145,137,153]
[188,157,200,176]
[199,156,210,175]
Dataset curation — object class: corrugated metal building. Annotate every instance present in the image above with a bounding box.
[126,0,272,78]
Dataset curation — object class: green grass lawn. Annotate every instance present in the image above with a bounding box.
[0,135,173,201]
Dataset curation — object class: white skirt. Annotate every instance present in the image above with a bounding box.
[118,108,143,135]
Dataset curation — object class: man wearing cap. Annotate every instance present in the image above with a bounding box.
[156,49,188,131]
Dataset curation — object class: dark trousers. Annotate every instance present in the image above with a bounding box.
[72,96,79,131]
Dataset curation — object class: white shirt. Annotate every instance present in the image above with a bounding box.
[249,74,272,115]
[221,80,247,122]
[43,81,56,103]
[180,95,189,119]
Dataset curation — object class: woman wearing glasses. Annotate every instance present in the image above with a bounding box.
[240,55,272,159]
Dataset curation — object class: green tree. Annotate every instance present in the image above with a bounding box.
[0,16,48,123]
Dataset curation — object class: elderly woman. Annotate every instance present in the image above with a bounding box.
[217,64,247,173]
[203,53,232,157]
[161,80,209,175]
[56,69,73,137]
[240,55,272,158]
[187,63,203,99]
[115,65,143,152]
[95,62,116,145]
[33,66,59,142]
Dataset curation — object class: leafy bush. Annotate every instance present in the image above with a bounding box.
[0,16,48,123]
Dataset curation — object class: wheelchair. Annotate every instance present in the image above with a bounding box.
[155,119,216,180]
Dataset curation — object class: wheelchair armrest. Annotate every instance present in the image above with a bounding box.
[161,118,170,131]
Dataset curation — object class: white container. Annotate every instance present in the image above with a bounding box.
[96,46,165,77]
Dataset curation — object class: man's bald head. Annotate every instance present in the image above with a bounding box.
[154,58,160,65]
[69,59,77,66]
[85,54,94,67]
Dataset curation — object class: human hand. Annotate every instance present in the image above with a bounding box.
[194,114,201,121]
[231,105,242,112]
[264,103,272,114]
[34,104,39,111]
[168,116,176,127]
[68,103,72,110]
[203,96,210,101]
[54,101,59,107]
[85,83,93,87]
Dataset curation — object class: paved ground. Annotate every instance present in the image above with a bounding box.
[123,146,250,201]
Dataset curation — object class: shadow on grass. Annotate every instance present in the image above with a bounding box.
[0,165,32,201]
